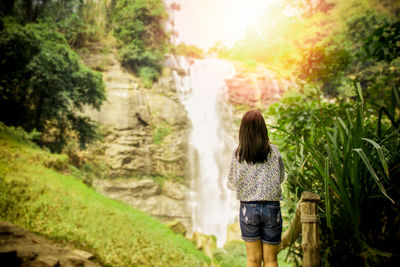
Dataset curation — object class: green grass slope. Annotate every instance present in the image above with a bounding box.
[0,124,209,267]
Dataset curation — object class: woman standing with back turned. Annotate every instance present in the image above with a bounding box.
[227,110,285,267]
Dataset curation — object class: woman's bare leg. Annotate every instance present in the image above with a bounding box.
[245,240,263,267]
[262,243,278,267]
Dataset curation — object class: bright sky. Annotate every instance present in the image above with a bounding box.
[165,0,294,50]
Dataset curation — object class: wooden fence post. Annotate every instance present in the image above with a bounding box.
[300,191,320,267]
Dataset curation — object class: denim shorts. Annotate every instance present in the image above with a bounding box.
[239,201,282,245]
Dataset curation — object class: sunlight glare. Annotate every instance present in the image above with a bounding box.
[283,5,299,17]
[220,0,269,47]
[168,0,288,49]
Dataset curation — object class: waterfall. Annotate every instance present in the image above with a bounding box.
[173,56,239,247]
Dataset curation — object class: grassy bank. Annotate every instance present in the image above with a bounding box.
[0,124,209,267]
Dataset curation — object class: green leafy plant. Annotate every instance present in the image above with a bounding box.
[0,122,39,148]
[153,124,171,145]
[269,84,399,265]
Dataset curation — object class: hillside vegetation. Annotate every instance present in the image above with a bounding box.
[0,0,170,152]
[0,123,209,267]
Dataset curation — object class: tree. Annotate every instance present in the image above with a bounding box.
[363,21,400,64]
[112,0,169,87]
[0,19,106,152]
[169,2,180,53]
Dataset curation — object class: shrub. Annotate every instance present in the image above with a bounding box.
[0,19,106,152]
[111,0,168,87]
[269,84,400,265]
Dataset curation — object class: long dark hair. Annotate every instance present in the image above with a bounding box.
[235,109,270,163]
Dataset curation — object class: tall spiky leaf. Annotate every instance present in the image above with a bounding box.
[353,148,395,204]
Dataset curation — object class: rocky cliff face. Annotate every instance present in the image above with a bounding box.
[79,44,193,232]
[81,44,189,178]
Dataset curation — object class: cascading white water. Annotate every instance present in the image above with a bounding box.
[173,56,239,247]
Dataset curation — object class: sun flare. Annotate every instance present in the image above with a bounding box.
[168,0,292,49]
[217,0,270,47]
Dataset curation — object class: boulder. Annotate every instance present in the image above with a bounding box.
[72,249,95,260]
[0,222,101,267]
[226,223,242,243]
[166,220,187,236]
[36,255,59,267]
[192,232,217,259]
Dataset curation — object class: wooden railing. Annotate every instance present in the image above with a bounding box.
[278,191,321,267]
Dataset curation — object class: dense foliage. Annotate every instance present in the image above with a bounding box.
[224,0,400,98]
[0,0,174,151]
[0,5,106,152]
[268,87,400,265]
[110,0,169,87]
[175,42,205,59]
[221,0,400,265]
[262,6,400,261]
[0,0,102,47]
